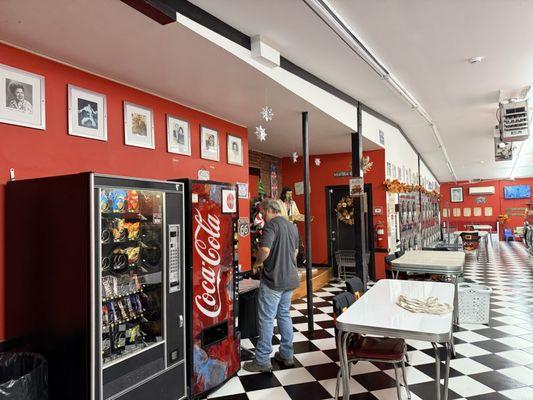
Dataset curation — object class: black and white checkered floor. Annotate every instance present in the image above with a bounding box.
[208,242,533,399]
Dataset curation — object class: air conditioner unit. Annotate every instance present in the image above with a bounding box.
[469,186,495,195]
[499,99,529,142]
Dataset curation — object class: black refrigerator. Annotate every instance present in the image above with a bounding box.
[6,173,187,400]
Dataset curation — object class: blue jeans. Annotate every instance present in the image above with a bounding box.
[255,282,294,366]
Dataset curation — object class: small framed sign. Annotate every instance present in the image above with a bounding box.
[222,189,237,214]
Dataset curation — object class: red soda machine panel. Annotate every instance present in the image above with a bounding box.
[179,180,240,399]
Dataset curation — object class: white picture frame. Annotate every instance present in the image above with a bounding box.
[463,207,472,217]
[473,207,482,217]
[200,125,219,161]
[166,115,190,155]
[68,85,107,141]
[221,189,237,214]
[450,187,463,203]
[124,101,155,149]
[227,134,243,166]
[0,63,45,130]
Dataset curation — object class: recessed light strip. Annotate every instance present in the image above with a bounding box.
[302,0,458,181]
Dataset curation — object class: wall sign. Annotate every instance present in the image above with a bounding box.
[238,217,250,237]
[334,171,352,177]
[379,129,385,145]
[237,182,249,199]
[373,206,383,215]
[349,177,364,197]
[197,169,210,181]
[475,196,487,204]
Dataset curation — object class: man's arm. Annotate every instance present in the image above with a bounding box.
[253,246,271,273]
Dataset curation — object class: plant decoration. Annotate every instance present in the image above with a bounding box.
[382,179,440,198]
[361,156,373,174]
[335,196,354,225]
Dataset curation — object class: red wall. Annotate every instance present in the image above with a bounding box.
[440,178,533,231]
[0,43,250,341]
[281,149,387,279]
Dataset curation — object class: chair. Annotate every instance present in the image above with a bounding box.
[345,277,364,298]
[335,250,357,281]
[332,292,411,400]
[504,229,514,242]
[384,254,396,279]
[460,232,481,261]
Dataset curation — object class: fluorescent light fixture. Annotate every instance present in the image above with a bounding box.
[303,0,458,181]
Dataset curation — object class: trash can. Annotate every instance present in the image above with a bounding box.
[0,353,48,400]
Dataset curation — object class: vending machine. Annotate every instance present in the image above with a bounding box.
[177,179,240,399]
[6,173,187,400]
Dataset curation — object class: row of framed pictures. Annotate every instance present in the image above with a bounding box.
[385,161,439,191]
[0,63,244,165]
[442,207,493,218]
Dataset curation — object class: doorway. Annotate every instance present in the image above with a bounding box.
[326,184,375,280]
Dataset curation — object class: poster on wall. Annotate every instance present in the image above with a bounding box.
[294,181,306,196]
[463,207,472,217]
[124,102,154,149]
[484,207,493,217]
[349,177,364,197]
[200,125,219,161]
[221,189,237,213]
[473,207,482,217]
[68,85,106,141]
[0,63,45,130]
[270,163,279,198]
[227,134,243,165]
[386,162,391,179]
[392,164,397,179]
[167,115,190,155]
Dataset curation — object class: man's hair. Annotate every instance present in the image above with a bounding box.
[260,198,282,214]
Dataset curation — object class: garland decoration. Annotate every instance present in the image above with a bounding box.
[382,179,440,198]
[335,196,354,225]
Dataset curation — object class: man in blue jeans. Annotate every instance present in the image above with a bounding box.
[244,198,300,373]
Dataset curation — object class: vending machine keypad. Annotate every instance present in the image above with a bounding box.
[168,225,181,293]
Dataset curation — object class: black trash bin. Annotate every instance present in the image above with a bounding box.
[0,353,48,400]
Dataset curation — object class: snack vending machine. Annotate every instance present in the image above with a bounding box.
[6,173,187,400]
[178,179,240,399]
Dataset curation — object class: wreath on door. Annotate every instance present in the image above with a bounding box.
[336,196,354,225]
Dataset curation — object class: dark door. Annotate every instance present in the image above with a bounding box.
[364,183,376,281]
[326,185,355,275]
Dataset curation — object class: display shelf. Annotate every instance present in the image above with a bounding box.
[101,211,148,220]
[102,287,144,303]
[102,312,145,329]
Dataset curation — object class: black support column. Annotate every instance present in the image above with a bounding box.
[303,111,314,332]
[351,106,367,289]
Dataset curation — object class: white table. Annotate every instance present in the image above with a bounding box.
[391,250,465,325]
[336,279,454,400]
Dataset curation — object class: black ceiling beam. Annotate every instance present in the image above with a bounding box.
[121,0,176,25]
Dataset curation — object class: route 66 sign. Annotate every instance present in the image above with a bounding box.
[238,217,250,237]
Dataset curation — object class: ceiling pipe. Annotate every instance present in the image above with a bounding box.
[302,0,458,181]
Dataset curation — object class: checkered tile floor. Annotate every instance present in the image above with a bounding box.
[208,241,533,399]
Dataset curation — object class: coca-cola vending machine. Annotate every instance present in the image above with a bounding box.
[177,179,240,399]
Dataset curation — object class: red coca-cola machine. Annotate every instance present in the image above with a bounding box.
[177,179,240,399]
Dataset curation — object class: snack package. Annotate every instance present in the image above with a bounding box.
[112,218,127,242]
[109,190,127,212]
[101,190,110,213]
[127,190,139,212]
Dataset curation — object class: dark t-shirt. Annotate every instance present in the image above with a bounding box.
[260,216,300,291]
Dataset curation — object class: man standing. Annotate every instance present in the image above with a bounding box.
[244,198,299,372]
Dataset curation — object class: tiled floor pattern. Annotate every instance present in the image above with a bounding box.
[208,241,533,399]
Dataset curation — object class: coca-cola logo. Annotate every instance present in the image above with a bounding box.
[193,208,222,318]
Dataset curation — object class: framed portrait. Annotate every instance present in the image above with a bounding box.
[221,189,237,214]
[0,63,45,130]
[450,187,463,203]
[124,102,154,149]
[68,85,106,141]
[167,115,190,155]
[200,125,219,161]
[227,134,243,165]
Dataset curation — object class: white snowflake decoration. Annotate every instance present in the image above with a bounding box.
[255,125,267,142]
[314,158,321,166]
[292,152,299,163]
[260,106,274,122]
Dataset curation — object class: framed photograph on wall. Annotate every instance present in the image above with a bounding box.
[221,189,237,213]
[124,102,154,149]
[450,187,463,203]
[0,63,45,130]
[68,85,107,141]
[200,125,219,161]
[167,115,190,155]
[227,134,243,165]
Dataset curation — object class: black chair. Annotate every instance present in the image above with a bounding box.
[345,277,364,297]
[384,254,396,279]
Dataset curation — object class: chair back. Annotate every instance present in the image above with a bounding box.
[332,292,356,320]
[504,228,513,235]
[394,249,405,259]
[460,232,480,251]
[345,277,364,298]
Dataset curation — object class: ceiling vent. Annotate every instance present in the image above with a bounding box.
[499,99,529,142]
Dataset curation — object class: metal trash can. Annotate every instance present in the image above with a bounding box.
[0,353,48,400]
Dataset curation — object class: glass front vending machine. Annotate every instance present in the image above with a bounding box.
[6,173,187,400]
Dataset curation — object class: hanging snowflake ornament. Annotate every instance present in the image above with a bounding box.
[314,158,321,166]
[255,125,267,142]
[260,106,274,122]
[292,152,299,163]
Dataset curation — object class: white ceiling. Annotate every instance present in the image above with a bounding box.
[0,0,381,158]
[191,0,533,182]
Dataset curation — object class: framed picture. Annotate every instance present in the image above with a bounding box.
[237,182,249,199]
[167,115,190,155]
[227,134,243,165]
[450,187,463,203]
[200,125,219,161]
[124,102,154,149]
[221,189,237,213]
[68,85,106,141]
[0,63,45,129]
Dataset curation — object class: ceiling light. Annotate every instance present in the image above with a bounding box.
[468,56,485,64]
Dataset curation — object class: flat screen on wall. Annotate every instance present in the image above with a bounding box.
[504,185,531,199]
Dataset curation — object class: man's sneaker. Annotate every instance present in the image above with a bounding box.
[243,361,272,373]
[274,352,295,367]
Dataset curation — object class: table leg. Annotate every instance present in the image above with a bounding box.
[336,331,350,400]
[444,341,451,400]
[432,342,441,400]
[336,332,344,400]
[453,274,459,326]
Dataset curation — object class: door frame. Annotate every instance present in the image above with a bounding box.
[325,185,349,274]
